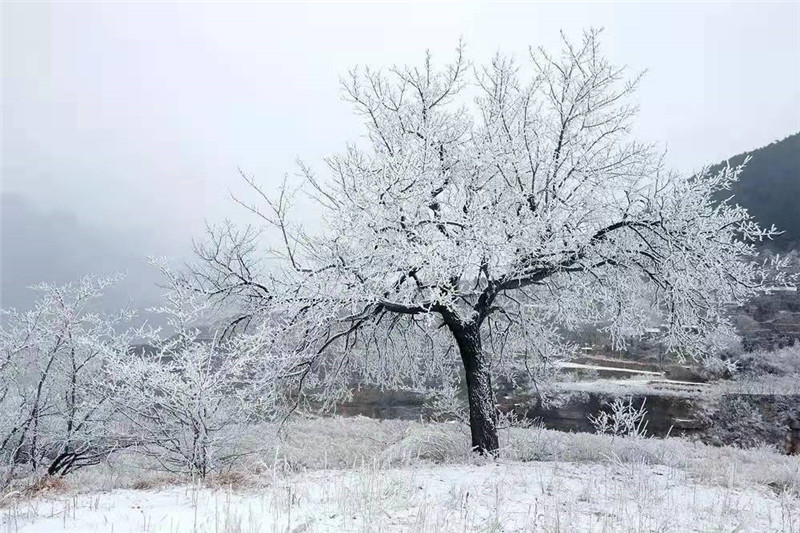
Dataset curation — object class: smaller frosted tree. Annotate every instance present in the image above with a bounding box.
[108,263,260,478]
[191,30,790,455]
[0,276,137,485]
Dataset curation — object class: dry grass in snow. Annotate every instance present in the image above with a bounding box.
[2,417,799,532]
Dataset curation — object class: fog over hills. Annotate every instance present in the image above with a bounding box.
[3,132,798,313]
[0,192,165,312]
[4,2,798,318]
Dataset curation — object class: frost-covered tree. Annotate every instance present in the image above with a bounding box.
[108,263,260,478]
[191,30,787,454]
[0,276,137,485]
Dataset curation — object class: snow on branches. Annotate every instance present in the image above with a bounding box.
[0,276,140,486]
[105,262,262,478]
[189,30,788,452]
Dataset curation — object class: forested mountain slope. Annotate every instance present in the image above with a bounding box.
[710,133,800,251]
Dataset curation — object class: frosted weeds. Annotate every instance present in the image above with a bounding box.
[2,417,799,532]
[2,461,797,532]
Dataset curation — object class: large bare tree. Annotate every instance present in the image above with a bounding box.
[191,30,786,454]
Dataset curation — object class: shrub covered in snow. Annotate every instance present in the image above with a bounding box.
[0,276,141,488]
[106,264,264,479]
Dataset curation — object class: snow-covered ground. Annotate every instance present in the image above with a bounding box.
[3,418,799,532]
[3,460,798,532]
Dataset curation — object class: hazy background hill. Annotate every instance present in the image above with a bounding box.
[2,134,797,314]
[0,192,164,313]
[710,133,800,251]
[704,133,800,350]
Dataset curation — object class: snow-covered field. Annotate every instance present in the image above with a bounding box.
[2,418,799,532]
[4,461,798,532]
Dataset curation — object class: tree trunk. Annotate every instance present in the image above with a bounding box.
[449,320,499,455]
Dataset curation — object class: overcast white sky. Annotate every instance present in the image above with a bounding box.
[1,1,799,307]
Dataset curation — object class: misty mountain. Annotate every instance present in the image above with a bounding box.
[0,192,164,312]
[710,133,800,251]
[2,134,797,313]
